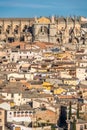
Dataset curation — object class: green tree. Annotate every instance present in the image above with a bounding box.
[72,117,76,130]
[77,103,79,119]
[68,101,72,120]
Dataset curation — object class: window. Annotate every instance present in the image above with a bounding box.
[81,64,83,67]
[19,93,21,96]
[27,56,28,59]
[11,93,14,98]
[9,112,12,115]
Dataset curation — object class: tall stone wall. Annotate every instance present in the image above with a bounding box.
[0,17,81,44]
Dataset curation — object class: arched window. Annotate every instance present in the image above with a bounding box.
[40,26,48,34]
